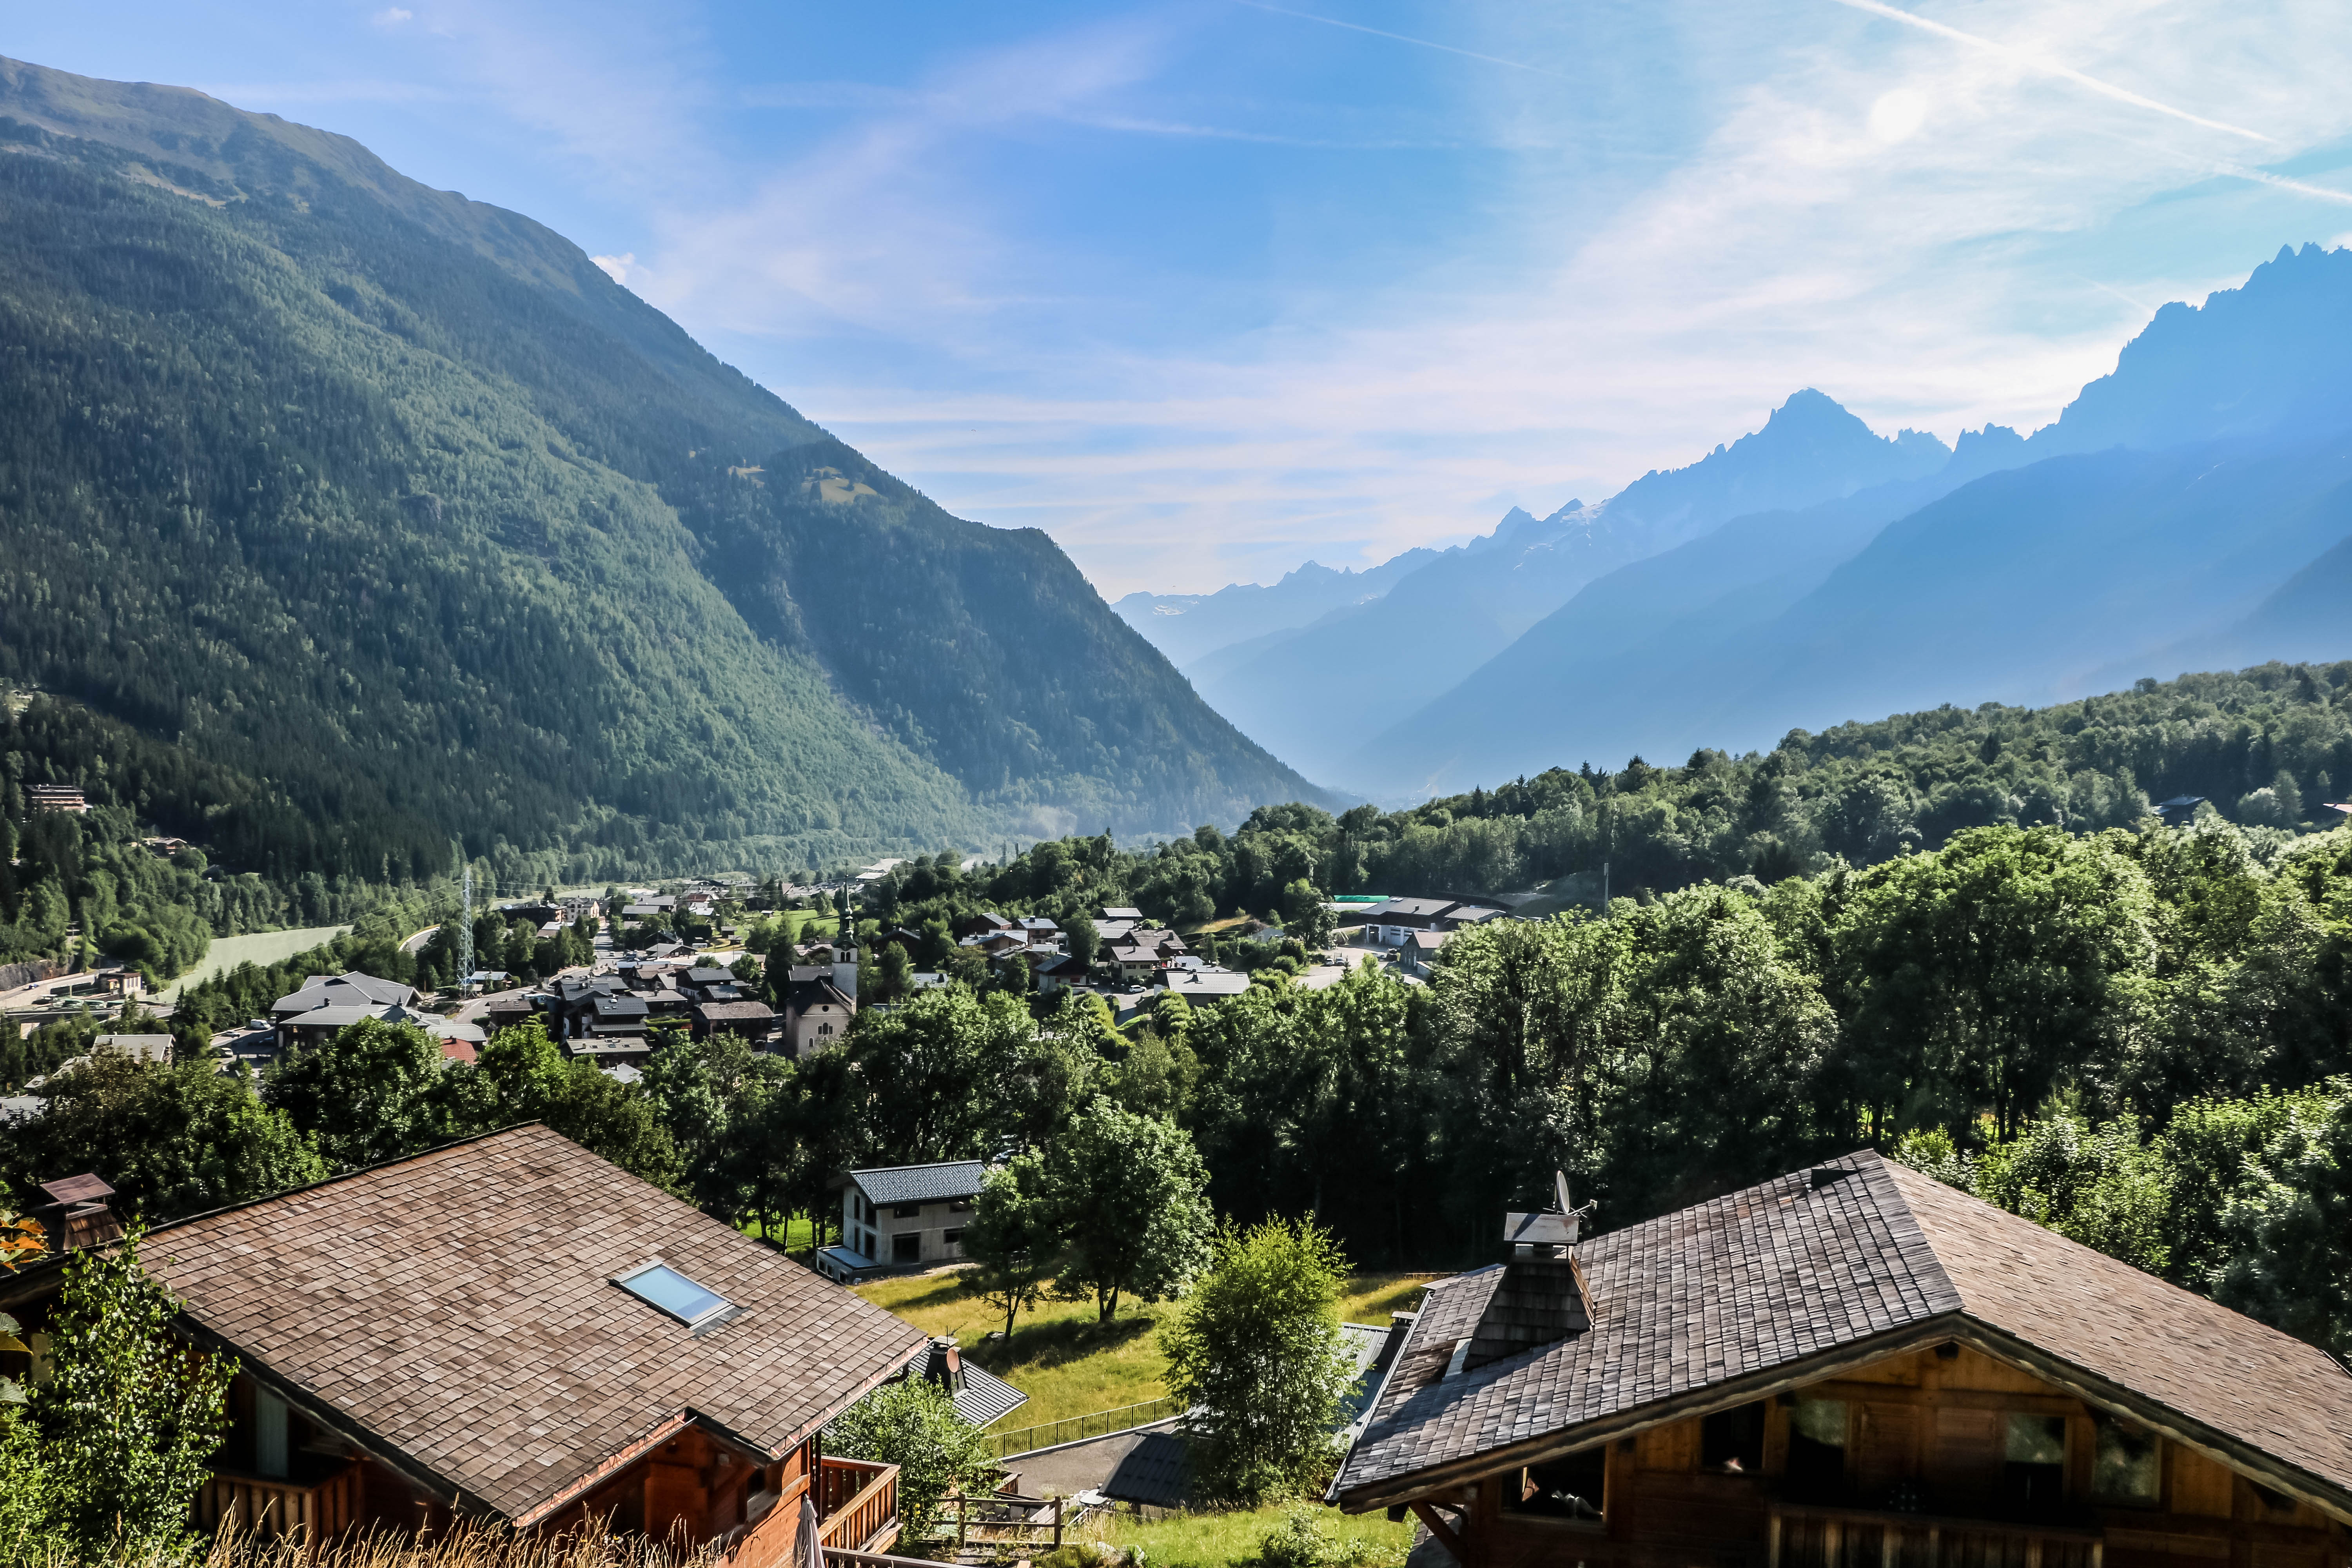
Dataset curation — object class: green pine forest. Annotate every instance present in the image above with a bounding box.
[0,57,1319,908]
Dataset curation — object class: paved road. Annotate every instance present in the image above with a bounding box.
[1000,1419,1190,1508]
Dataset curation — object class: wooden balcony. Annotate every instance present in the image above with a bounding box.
[731,1457,901,1568]
[1770,1501,2104,1568]
[817,1457,901,1555]
[197,1462,363,1558]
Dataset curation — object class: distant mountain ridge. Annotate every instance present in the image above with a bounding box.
[0,54,1328,885]
[1112,548,1437,671]
[1161,388,1965,786]
[1346,244,2352,798]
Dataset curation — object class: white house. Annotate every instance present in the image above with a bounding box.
[815,1160,987,1281]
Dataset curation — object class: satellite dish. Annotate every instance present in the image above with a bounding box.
[1554,1170,1574,1213]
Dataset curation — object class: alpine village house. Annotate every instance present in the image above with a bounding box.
[1332,1152,2352,1568]
[0,1125,922,1564]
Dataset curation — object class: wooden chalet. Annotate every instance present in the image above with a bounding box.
[0,1125,924,1563]
[1332,1153,2352,1568]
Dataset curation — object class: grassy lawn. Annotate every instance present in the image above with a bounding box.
[741,1214,816,1250]
[853,1271,1439,1434]
[1093,1500,1416,1568]
[154,924,352,1002]
[776,911,841,941]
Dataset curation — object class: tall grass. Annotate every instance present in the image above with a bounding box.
[198,1524,718,1568]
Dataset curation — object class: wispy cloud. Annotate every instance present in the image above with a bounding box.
[1822,0,2276,143]
[279,0,2352,597]
[1227,0,1574,81]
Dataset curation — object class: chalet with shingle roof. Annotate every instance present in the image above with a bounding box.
[0,1124,921,1561]
[1331,1152,2352,1568]
[693,999,777,1047]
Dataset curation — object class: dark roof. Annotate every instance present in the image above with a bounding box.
[849,1160,989,1206]
[134,1125,924,1524]
[695,1001,775,1022]
[1368,898,1454,920]
[592,995,650,1020]
[1100,1431,1193,1508]
[903,1350,1028,1428]
[1333,1152,2352,1515]
[685,968,734,984]
[784,979,854,1013]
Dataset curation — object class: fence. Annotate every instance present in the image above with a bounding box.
[990,1396,1184,1458]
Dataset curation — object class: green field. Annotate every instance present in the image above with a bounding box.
[1092,1501,1415,1568]
[154,925,351,1002]
[742,1215,818,1251]
[854,1271,1434,1434]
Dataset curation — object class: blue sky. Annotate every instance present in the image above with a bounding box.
[13,2,2352,595]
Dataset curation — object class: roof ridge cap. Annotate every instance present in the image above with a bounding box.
[1866,1149,1967,1315]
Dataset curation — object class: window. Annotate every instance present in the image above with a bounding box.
[2093,1416,2161,1506]
[1786,1397,1848,1497]
[894,1203,923,1219]
[2005,1414,2068,1513]
[1701,1401,1766,1474]
[949,1198,973,1213]
[892,1232,922,1263]
[613,1261,735,1329]
[1506,1449,1605,1520]
[943,1228,965,1248]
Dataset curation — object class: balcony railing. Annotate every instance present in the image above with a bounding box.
[198,1463,363,1559]
[728,1457,902,1568]
[817,1457,901,1557]
[1769,1500,2104,1568]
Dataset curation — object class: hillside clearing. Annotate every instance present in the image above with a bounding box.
[154,924,351,1002]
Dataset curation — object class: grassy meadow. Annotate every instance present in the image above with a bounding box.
[852,1270,1435,1434]
[1091,1501,1416,1568]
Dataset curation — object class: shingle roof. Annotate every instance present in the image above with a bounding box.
[137,1124,925,1523]
[695,1000,776,1021]
[1332,1152,2352,1514]
[849,1160,989,1206]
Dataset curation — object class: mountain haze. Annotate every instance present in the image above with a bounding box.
[1349,245,2352,795]
[0,56,1325,883]
[1180,390,1955,785]
[1112,548,1437,670]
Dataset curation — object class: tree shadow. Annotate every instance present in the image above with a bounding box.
[984,1312,1157,1372]
[886,1274,975,1312]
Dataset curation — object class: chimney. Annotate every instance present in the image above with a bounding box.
[29,1173,122,1254]
[920,1336,963,1394]
[1461,1171,1595,1372]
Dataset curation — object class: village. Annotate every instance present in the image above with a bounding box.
[5,849,2352,1568]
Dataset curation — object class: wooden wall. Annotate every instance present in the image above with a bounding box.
[1466,1344,2348,1568]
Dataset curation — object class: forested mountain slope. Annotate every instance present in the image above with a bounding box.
[0,56,1320,889]
[1356,246,2352,795]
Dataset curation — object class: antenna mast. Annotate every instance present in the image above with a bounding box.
[457,857,475,993]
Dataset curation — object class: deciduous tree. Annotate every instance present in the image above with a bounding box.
[1164,1216,1356,1503]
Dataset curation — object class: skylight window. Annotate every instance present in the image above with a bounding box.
[613,1261,735,1329]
